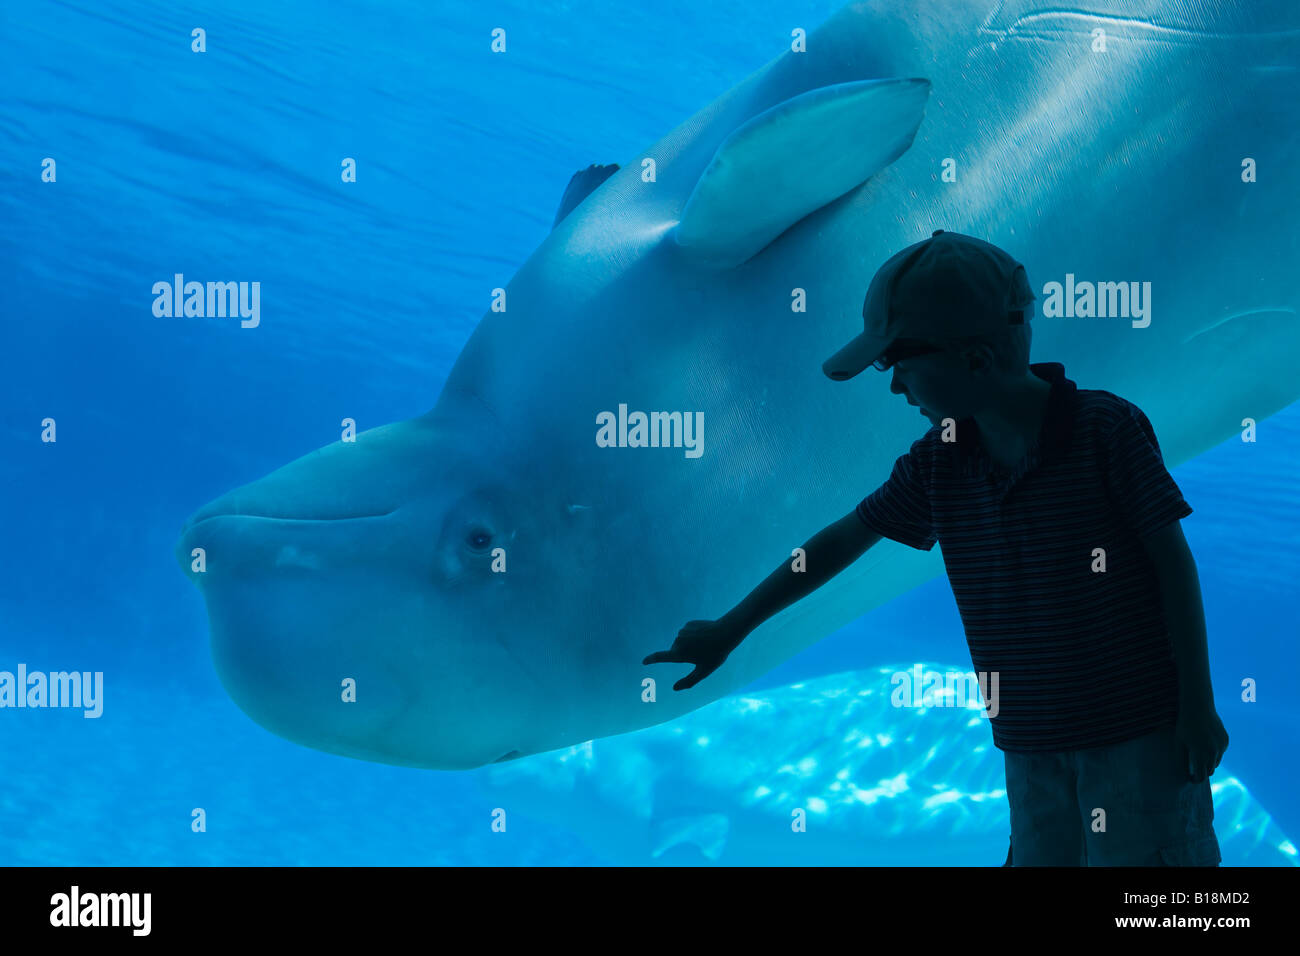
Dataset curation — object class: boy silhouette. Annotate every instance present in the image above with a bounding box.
[644,230,1228,866]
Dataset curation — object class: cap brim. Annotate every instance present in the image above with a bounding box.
[822,332,893,381]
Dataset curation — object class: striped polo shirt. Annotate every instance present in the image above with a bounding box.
[856,362,1193,753]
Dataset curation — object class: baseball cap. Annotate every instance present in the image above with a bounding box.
[822,230,1036,381]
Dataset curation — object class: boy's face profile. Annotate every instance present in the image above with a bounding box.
[885,338,999,426]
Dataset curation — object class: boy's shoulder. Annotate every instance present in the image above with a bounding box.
[1076,383,1133,415]
[1073,385,1155,436]
[907,383,1154,461]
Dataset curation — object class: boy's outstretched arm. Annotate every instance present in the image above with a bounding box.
[722,510,883,638]
[643,510,882,690]
[1141,519,1228,782]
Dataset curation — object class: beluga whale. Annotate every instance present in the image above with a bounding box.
[178,0,1300,769]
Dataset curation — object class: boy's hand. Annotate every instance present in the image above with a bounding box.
[1173,701,1228,783]
[643,619,746,691]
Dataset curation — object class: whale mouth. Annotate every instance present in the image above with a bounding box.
[180,508,398,537]
[176,509,399,565]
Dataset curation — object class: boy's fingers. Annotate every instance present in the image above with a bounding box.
[643,650,680,664]
[677,665,715,690]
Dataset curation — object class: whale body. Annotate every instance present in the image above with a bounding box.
[177,0,1300,768]
[474,665,1299,866]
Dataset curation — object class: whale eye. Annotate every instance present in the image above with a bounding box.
[464,527,493,553]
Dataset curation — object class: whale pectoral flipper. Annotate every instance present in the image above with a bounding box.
[674,77,932,268]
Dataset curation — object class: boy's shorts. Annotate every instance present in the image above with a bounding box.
[1003,722,1221,866]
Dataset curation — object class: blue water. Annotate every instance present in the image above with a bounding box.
[2,0,1296,865]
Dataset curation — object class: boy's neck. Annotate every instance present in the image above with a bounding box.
[972,369,1053,449]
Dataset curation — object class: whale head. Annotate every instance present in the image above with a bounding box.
[176,411,547,767]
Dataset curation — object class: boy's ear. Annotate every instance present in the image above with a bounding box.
[968,345,995,372]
